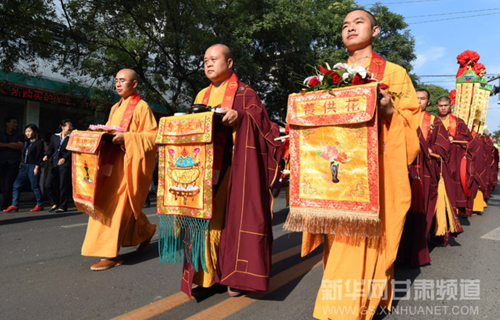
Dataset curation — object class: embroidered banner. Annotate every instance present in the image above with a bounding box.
[156,112,215,272]
[67,130,105,219]
[284,83,380,239]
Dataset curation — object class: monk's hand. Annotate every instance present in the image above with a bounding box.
[112,132,125,145]
[221,109,238,127]
[428,148,433,154]
[449,136,454,142]
[378,88,394,118]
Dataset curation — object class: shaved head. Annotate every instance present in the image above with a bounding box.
[347,9,377,28]
[207,44,233,61]
[118,68,138,81]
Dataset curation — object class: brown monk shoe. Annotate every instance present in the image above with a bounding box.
[90,256,123,271]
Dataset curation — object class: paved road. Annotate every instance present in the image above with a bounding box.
[1,186,499,320]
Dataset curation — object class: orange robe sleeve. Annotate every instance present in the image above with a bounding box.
[122,100,158,219]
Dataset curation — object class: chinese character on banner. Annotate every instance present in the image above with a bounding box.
[12,87,21,97]
[44,92,53,102]
[33,90,44,101]
[304,103,316,116]
[324,101,336,114]
[345,98,360,112]
[22,89,33,99]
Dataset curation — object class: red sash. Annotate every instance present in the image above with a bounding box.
[448,114,457,137]
[368,52,387,81]
[201,72,239,178]
[421,111,433,140]
[201,72,239,109]
[460,150,470,197]
[348,51,387,82]
[109,91,141,130]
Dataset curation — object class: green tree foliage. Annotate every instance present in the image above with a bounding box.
[1,0,418,119]
[0,0,58,73]
[414,83,450,116]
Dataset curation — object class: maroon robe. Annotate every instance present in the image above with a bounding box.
[214,82,281,291]
[483,135,498,200]
[441,116,473,215]
[397,113,451,267]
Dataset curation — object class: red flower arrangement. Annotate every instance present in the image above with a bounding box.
[449,89,456,105]
[302,62,389,93]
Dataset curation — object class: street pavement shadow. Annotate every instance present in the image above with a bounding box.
[372,264,422,319]
[120,240,160,265]
[0,210,82,225]
[272,207,290,226]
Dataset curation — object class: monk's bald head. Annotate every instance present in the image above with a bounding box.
[115,68,138,98]
[117,68,138,81]
[347,9,377,28]
[207,44,233,61]
[203,44,234,86]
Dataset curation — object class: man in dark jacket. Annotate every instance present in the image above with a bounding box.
[43,119,73,212]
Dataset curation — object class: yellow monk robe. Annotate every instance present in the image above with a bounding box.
[81,96,157,258]
[303,59,420,320]
[189,82,232,287]
[473,189,487,212]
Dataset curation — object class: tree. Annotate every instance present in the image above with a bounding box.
[1,0,418,119]
[0,0,58,74]
[414,83,450,116]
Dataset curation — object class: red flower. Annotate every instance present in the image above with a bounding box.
[449,89,456,105]
[331,71,343,84]
[473,63,486,76]
[352,74,369,85]
[319,65,335,77]
[457,50,480,66]
[309,76,320,87]
[337,152,348,164]
[379,83,390,90]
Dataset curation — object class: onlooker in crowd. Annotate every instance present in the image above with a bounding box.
[43,119,73,212]
[3,124,45,212]
[0,115,24,210]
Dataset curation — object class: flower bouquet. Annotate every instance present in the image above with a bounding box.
[301,63,389,93]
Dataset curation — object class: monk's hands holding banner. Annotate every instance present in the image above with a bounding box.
[378,88,394,118]
[220,108,238,127]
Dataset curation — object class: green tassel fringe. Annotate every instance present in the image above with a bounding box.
[158,215,210,273]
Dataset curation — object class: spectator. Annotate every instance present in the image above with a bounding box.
[43,119,73,212]
[0,115,24,210]
[4,124,45,212]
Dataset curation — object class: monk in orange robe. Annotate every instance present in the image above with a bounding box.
[302,10,420,320]
[81,69,157,271]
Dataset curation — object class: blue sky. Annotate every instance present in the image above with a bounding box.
[363,0,500,133]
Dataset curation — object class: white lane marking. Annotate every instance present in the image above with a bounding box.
[61,213,158,228]
[481,226,500,241]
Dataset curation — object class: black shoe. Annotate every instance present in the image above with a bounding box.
[48,206,57,212]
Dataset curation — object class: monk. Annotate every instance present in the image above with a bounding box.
[302,9,420,320]
[182,44,280,297]
[397,89,451,267]
[81,69,157,271]
[436,96,473,216]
